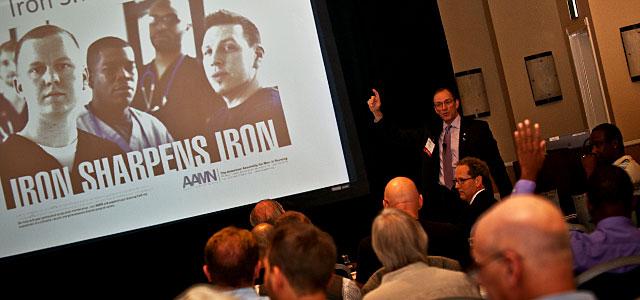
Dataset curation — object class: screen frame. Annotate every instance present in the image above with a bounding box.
[0,0,368,262]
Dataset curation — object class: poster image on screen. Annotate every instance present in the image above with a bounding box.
[0,0,366,260]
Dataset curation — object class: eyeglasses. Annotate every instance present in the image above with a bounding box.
[433,98,454,109]
[150,13,180,26]
[453,176,475,185]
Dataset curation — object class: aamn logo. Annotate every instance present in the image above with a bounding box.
[183,169,220,189]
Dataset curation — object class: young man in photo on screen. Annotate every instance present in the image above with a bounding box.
[202,10,291,148]
[0,40,27,142]
[130,0,216,140]
[77,36,173,152]
[0,25,123,210]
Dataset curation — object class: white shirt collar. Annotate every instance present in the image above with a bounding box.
[469,188,485,205]
[443,114,461,130]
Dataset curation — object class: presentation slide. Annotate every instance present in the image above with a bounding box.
[0,0,352,259]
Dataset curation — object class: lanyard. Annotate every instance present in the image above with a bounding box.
[139,54,187,111]
[87,106,151,151]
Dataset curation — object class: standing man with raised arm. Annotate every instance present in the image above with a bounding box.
[367,87,511,221]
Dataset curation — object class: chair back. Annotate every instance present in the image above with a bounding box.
[576,255,640,300]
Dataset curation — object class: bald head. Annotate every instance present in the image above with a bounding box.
[474,194,569,254]
[383,177,423,219]
[471,195,574,300]
[249,199,284,226]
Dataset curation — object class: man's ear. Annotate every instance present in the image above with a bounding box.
[382,199,390,208]
[271,266,288,294]
[475,175,483,189]
[83,67,90,90]
[418,194,424,210]
[202,264,212,282]
[254,259,263,281]
[502,250,523,287]
[253,45,264,69]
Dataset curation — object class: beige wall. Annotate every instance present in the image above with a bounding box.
[587,0,640,142]
[438,0,590,162]
[437,0,516,162]
[486,0,586,138]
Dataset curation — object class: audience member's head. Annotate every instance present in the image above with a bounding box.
[589,123,624,164]
[471,194,575,300]
[249,199,285,226]
[273,210,311,227]
[383,177,423,219]
[265,223,336,300]
[251,222,274,260]
[455,157,492,202]
[371,208,428,272]
[587,164,634,222]
[203,226,260,289]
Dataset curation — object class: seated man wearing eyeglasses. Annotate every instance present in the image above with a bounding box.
[454,157,497,235]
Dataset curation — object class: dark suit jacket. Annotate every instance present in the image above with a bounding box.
[422,118,512,198]
[459,189,496,234]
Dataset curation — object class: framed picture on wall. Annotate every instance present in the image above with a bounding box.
[455,68,490,118]
[525,51,563,106]
[620,23,640,82]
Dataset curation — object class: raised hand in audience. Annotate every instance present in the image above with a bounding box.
[514,119,546,181]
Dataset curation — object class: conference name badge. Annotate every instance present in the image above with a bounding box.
[423,138,435,157]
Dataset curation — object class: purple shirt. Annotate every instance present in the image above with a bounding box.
[570,216,640,273]
[513,179,536,194]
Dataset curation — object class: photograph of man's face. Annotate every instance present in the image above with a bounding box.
[201,23,260,97]
[149,1,183,53]
[16,33,85,119]
[89,46,138,110]
[136,0,196,64]
[0,48,16,98]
